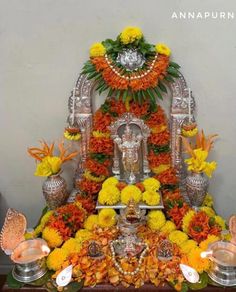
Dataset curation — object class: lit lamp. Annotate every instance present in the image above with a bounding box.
[0,209,50,283]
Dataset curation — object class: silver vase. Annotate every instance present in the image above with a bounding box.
[42,172,68,209]
[185,172,209,208]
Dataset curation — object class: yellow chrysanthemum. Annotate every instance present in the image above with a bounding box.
[47,248,68,271]
[142,190,160,206]
[143,177,161,192]
[98,186,120,205]
[34,224,44,236]
[84,214,99,231]
[35,156,62,177]
[92,131,110,138]
[182,210,195,233]
[151,125,167,134]
[160,220,176,234]
[200,206,215,218]
[84,170,106,183]
[75,229,93,244]
[155,43,171,56]
[151,164,170,175]
[120,185,142,204]
[40,210,53,226]
[120,26,143,44]
[202,193,214,207]
[169,230,188,246]
[64,130,81,141]
[182,127,198,137]
[89,42,106,57]
[98,208,117,228]
[102,177,119,188]
[147,210,166,231]
[62,238,82,254]
[199,235,220,251]
[180,240,198,255]
[188,247,210,273]
[42,226,63,248]
[214,215,226,230]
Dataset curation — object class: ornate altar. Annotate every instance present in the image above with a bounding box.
[1,26,234,292]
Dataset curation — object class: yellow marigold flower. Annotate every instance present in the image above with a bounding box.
[120,185,142,204]
[35,156,62,177]
[89,42,106,57]
[180,240,198,255]
[188,247,210,273]
[92,131,110,138]
[151,164,170,174]
[34,224,44,236]
[155,43,171,56]
[182,127,198,137]
[98,186,120,205]
[142,190,160,206]
[42,226,63,248]
[160,220,176,234]
[214,215,226,230]
[169,230,188,246]
[151,125,167,134]
[143,177,160,192]
[182,210,195,233]
[75,229,93,244]
[47,248,68,271]
[202,193,214,207]
[200,206,215,218]
[98,208,117,228]
[199,235,220,251]
[62,238,82,254]
[147,210,166,231]
[84,170,105,183]
[64,130,81,141]
[120,26,143,44]
[40,210,53,226]
[84,214,99,231]
[102,177,119,188]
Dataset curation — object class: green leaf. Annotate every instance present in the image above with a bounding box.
[107,87,114,98]
[122,89,129,102]
[29,271,54,286]
[90,153,110,163]
[137,91,143,105]
[167,67,180,78]
[187,272,208,290]
[164,75,175,83]
[34,206,49,228]
[181,282,189,292]
[95,80,106,91]
[158,80,167,93]
[7,271,25,289]
[63,280,84,292]
[115,90,121,100]
[153,87,163,100]
[169,61,181,69]
[98,83,109,95]
[87,71,100,80]
[147,88,157,107]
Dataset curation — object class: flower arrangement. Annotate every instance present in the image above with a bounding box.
[28,140,78,177]
[182,130,218,177]
[64,127,81,141]
[82,26,180,105]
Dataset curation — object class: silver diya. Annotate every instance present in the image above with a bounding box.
[0,208,50,283]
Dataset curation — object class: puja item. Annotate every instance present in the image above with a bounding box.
[56,265,73,287]
[158,239,173,261]
[0,209,50,283]
[88,241,104,259]
[180,264,200,283]
[201,215,236,286]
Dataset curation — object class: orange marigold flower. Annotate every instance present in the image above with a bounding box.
[85,159,109,177]
[129,101,150,117]
[110,99,127,116]
[167,203,189,229]
[148,152,171,168]
[155,168,179,185]
[93,110,113,132]
[148,130,170,146]
[75,194,96,214]
[89,137,113,155]
[135,182,145,192]
[77,178,102,196]
[146,106,167,128]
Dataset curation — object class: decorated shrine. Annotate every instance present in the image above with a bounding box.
[1,27,236,292]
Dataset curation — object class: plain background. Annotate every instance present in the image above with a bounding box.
[0,0,236,271]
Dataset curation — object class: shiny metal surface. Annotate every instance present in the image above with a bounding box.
[116,49,146,71]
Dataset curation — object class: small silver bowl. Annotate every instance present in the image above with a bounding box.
[205,241,236,286]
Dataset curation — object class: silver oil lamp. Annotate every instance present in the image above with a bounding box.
[201,215,236,286]
[0,208,50,283]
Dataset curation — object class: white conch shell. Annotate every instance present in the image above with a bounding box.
[56,265,73,287]
[180,263,199,283]
[0,208,27,255]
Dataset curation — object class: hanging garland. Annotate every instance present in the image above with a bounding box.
[82,26,181,106]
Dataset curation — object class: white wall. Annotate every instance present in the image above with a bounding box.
[1,0,236,270]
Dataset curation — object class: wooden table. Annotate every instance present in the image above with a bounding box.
[1,276,235,292]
